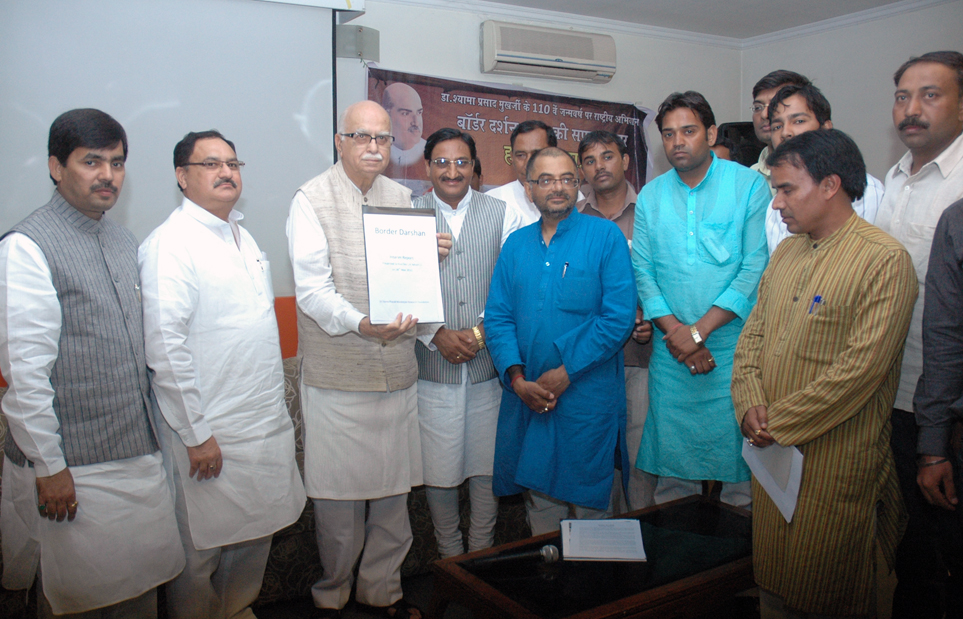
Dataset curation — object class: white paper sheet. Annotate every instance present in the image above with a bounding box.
[560,519,647,562]
[362,207,444,324]
[742,441,804,523]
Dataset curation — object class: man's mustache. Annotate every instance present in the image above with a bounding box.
[362,153,384,162]
[899,115,930,131]
[214,179,237,188]
[90,182,117,194]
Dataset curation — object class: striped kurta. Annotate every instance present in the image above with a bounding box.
[732,214,917,616]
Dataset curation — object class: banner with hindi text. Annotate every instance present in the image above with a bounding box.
[367,67,651,197]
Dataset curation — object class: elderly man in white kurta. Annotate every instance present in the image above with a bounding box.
[140,131,306,619]
[287,101,450,619]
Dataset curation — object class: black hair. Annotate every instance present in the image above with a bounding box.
[423,127,477,162]
[768,83,832,125]
[173,130,236,193]
[655,91,715,132]
[473,158,482,177]
[752,70,811,99]
[577,130,627,162]
[766,128,867,201]
[48,109,127,184]
[510,120,558,149]
[894,51,963,96]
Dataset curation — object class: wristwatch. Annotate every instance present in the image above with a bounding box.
[689,325,704,346]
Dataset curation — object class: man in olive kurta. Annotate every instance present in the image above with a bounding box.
[732,130,917,617]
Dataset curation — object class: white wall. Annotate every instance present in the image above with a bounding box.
[0,0,335,297]
[339,1,744,178]
[741,0,963,180]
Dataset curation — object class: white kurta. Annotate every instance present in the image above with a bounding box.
[139,199,305,550]
[415,189,524,486]
[287,182,425,500]
[0,232,184,615]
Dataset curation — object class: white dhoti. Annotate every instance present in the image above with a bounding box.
[300,383,421,611]
[1,453,185,615]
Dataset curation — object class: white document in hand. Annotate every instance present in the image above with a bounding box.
[561,519,647,562]
[362,206,444,324]
[742,441,804,523]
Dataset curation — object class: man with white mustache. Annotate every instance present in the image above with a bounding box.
[287,100,450,619]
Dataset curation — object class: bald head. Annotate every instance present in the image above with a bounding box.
[336,101,393,193]
[382,83,423,150]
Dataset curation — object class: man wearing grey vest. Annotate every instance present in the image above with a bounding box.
[140,130,306,619]
[413,128,525,558]
[286,100,450,619]
[0,109,184,617]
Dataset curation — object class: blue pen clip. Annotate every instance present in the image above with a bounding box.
[808,295,823,314]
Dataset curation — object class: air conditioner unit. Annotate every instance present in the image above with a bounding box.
[481,20,616,84]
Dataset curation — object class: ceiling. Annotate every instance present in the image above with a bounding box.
[480,0,911,39]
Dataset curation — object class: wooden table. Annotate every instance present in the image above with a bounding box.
[429,496,754,619]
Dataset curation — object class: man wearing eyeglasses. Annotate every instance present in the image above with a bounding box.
[485,147,636,535]
[412,128,523,558]
[287,100,451,619]
[632,92,769,509]
[139,130,306,619]
[748,70,811,192]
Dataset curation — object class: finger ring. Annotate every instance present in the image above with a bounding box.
[209,464,216,469]
[690,366,696,371]
[754,429,761,436]
[456,354,461,359]
[708,357,715,363]
[68,501,78,509]
[38,504,46,511]
[542,407,548,412]
[747,438,755,445]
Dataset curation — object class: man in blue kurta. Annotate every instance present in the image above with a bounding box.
[485,147,636,535]
[632,91,770,507]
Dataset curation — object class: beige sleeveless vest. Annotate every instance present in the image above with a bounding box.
[296,162,418,392]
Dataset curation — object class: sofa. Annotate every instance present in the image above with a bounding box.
[0,357,530,614]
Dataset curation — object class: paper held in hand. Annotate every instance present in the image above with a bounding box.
[742,440,804,523]
[362,206,444,324]
[561,519,647,562]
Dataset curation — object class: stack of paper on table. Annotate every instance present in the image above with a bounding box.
[561,519,647,561]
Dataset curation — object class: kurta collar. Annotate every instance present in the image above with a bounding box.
[432,187,473,213]
[893,131,963,180]
[51,189,106,235]
[552,206,582,237]
[180,197,243,227]
[671,152,718,191]
[806,211,858,252]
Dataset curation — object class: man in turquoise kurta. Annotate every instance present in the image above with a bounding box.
[485,148,636,535]
[632,91,770,507]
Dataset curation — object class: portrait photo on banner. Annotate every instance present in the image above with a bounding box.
[367,67,651,197]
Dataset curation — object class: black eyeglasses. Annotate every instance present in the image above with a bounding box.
[528,176,579,188]
[340,132,395,146]
[182,160,245,171]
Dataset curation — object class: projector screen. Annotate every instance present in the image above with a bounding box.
[0,0,336,296]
